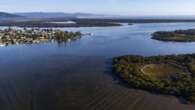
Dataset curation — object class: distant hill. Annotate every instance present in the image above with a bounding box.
[14,12,96,19]
[0,12,22,19]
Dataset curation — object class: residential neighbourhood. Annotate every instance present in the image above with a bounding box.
[0,28,82,46]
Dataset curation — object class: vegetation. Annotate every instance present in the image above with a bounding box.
[0,28,82,46]
[3,18,195,28]
[112,54,195,104]
[152,29,195,42]
[0,19,122,28]
[141,64,184,78]
[71,18,195,23]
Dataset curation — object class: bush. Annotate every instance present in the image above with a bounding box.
[112,54,195,104]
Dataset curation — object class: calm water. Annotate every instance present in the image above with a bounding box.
[1,23,195,110]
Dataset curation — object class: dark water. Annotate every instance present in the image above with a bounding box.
[1,23,195,110]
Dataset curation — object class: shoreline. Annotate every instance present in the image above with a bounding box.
[152,29,195,42]
[113,54,195,104]
[0,28,83,46]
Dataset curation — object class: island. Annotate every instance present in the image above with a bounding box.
[112,54,195,104]
[0,28,82,46]
[152,29,195,42]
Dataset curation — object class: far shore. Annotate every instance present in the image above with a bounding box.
[1,18,195,28]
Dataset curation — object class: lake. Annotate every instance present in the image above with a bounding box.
[1,23,195,110]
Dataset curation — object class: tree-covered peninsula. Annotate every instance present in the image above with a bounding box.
[113,54,195,104]
[152,29,195,42]
[0,28,82,46]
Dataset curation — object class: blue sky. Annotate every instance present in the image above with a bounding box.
[0,0,195,16]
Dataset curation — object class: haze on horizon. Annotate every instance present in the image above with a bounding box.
[0,0,195,16]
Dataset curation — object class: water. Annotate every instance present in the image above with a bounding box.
[2,23,195,58]
[1,23,195,110]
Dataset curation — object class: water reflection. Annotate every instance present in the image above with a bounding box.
[1,23,195,110]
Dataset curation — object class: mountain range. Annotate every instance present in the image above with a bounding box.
[1,12,195,20]
[0,12,22,19]
[0,12,98,20]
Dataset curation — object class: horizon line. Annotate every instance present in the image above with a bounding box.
[1,11,195,18]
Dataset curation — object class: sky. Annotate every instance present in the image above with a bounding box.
[0,0,195,16]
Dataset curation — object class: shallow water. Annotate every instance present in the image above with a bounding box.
[1,23,195,110]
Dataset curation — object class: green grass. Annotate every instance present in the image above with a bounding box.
[141,64,184,78]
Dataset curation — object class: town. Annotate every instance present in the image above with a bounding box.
[0,28,82,46]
